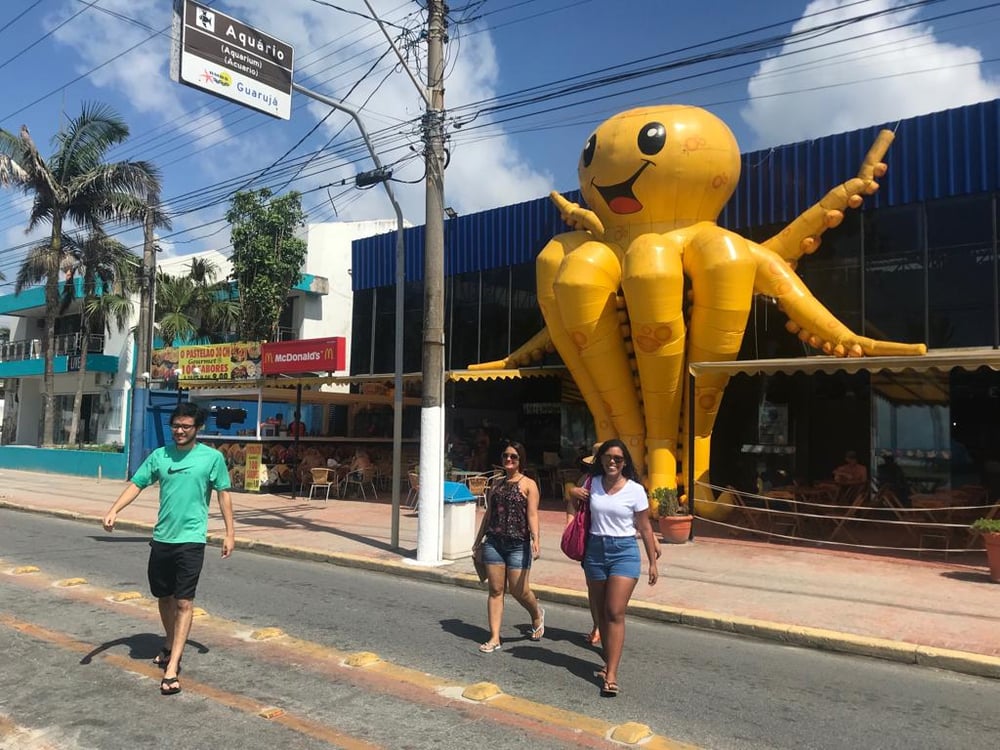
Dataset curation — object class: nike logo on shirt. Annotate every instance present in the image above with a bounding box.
[167,467,189,474]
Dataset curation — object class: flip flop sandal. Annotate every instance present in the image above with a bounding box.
[600,681,619,698]
[152,648,171,667]
[160,676,181,696]
[478,641,502,653]
[529,607,545,641]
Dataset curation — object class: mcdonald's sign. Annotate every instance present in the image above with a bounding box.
[261,337,346,375]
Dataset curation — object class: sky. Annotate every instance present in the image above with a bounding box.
[0,0,998,292]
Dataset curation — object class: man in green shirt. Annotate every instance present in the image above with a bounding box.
[103,402,234,696]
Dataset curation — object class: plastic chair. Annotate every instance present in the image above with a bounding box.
[307,467,335,501]
[341,466,378,500]
[405,471,420,509]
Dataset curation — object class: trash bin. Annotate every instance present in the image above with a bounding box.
[442,481,477,560]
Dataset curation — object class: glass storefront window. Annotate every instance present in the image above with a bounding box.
[926,196,995,348]
[864,206,924,343]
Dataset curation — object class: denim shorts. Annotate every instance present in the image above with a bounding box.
[481,533,532,570]
[582,534,640,581]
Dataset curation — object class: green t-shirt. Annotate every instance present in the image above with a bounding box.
[131,442,231,544]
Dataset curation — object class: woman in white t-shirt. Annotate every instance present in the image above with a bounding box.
[579,439,658,697]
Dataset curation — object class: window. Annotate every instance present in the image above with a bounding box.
[864,206,924,343]
[926,196,995,348]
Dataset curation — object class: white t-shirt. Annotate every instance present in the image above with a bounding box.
[588,478,649,537]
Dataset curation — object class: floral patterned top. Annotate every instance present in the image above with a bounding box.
[485,478,528,541]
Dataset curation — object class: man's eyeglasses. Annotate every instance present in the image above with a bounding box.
[501,453,519,460]
[602,455,625,464]
[170,423,197,431]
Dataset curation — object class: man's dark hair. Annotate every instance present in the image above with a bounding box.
[170,402,206,428]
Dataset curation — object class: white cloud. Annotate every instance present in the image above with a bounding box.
[741,0,1000,149]
[42,0,550,240]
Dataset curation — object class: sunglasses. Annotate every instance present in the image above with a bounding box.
[501,453,520,460]
[602,455,625,464]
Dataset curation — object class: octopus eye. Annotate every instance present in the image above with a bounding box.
[638,122,666,155]
[581,134,596,168]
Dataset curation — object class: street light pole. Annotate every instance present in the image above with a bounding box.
[416,0,447,563]
[290,82,407,548]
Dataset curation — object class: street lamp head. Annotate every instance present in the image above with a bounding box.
[444,207,458,219]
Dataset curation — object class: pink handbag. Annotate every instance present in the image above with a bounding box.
[560,477,592,561]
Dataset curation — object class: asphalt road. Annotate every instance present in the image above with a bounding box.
[1,509,998,749]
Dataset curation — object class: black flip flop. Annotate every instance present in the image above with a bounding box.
[160,676,181,695]
[152,648,170,668]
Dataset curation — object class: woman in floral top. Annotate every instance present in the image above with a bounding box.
[472,440,544,653]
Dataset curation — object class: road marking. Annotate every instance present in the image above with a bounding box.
[0,613,382,750]
[2,566,701,748]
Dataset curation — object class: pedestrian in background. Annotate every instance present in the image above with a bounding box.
[102,403,234,696]
[582,439,658,697]
[472,440,545,652]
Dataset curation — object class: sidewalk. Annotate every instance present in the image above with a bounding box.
[1,467,998,679]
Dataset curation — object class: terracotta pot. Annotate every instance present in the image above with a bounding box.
[658,515,692,544]
[984,532,1000,583]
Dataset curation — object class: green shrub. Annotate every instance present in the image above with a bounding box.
[650,486,689,517]
[971,517,1000,534]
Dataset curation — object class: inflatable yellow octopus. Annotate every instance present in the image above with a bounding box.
[471,105,926,518]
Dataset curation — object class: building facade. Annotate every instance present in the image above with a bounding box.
[350,99,1000,494]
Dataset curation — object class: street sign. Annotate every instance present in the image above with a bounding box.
[173,0,293,120]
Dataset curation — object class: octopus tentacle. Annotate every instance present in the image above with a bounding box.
[762,130,892,266]
[751,243,926,357]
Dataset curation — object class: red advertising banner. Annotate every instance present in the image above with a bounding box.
[261,337,346,375]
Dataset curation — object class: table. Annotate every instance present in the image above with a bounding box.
[449,469,488,483]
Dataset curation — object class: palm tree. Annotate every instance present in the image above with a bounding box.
[155,257,239,346]
[61,231,139,444]
[0,103,161,446]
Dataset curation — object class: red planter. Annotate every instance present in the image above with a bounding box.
[658,515,692,544]
[984,532,1000,583]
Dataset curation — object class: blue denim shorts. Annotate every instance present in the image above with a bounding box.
[582,534,640,580]
[481,533,532,570]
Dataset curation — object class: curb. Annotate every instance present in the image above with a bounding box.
[2,499,998,680]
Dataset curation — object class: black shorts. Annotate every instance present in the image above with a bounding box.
[147,541,206,600]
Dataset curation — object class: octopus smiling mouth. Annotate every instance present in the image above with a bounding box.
[593,160,653,214]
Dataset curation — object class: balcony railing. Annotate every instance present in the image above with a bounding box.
[0,332,105,363]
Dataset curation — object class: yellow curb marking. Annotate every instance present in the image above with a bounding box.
[55,578,87,587]
[110,591,143,602]
[0,613,379,750]
[462,682,501,701]
[249,627,285,641]
[11,566,39,575]
[344,651,381,667]
[612,721,653,744]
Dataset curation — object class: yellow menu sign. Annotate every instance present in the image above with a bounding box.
[244,443,263,493]
[151,341,263,381]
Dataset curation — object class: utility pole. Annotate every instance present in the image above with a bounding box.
[127,195,157,476]
[416,0,447,563]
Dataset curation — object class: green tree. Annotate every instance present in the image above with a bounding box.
[62,231,140,444]
[226,189,307,342]
[0,103,160,446]
[154,257,238,346]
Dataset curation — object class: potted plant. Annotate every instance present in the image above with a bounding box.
[970,517,1000,583]
[651,486,692,544]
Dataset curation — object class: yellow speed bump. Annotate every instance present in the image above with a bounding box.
[11,566,39,575]
[462,682,502,702]
[192,607,208,618]
[258,707,286,720]
[344,651,381,668]
[111,591,143,602]
[611,722,653,745]
[55,578,87,587]
[250,627,285,641]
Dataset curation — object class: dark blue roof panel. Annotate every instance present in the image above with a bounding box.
[353,99,1000,290]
